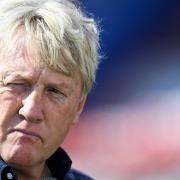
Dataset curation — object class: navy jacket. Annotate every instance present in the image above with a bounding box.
[0,148,93,180]
[47,148,93,180]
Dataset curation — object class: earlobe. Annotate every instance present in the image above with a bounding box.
[72,96,87,124]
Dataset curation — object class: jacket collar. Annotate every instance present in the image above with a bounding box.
[46,148,72,179]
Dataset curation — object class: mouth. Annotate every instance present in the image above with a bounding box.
[8,129,43,142]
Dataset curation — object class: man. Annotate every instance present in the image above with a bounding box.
[0,0,100,179]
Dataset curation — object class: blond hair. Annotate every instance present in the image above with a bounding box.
[0,0,100,95]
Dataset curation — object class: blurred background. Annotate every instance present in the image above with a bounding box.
[62,0,180,179]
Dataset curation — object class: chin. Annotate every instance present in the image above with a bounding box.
[1,144,41,167]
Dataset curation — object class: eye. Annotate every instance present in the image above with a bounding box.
[7,82,25,87]
[46,87,66,97]
[6,82,28,89]
[47,87,59,94]
[4,82,30,93]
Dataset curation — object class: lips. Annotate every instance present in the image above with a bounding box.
[8,129,43,142]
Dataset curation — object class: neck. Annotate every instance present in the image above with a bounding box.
[13,162,50,180]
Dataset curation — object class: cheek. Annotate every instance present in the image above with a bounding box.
[46,111,72,138]
[44,105,76,147]
[0,94,20,133]
[46,98,78,124]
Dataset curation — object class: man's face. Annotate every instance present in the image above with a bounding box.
[0,50,86,168]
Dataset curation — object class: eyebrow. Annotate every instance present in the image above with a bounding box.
[6,72,73,89]
[2,71,34,81]
[1,70,75,93]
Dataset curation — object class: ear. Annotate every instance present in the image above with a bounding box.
[72,95,87,124]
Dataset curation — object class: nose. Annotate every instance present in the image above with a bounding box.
[18,90,44,123]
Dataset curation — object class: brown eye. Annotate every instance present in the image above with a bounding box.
[47,87,66,97]
[47,87,59,94]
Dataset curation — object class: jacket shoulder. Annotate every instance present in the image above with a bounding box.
[65,169,94,180]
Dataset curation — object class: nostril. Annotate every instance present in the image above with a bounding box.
[18,114,25,120]
[18,110,43,124]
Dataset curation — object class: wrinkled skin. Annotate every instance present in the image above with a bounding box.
[0,50,86,179]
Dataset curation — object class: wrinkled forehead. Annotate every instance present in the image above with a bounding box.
[0,26,73,69]
[0,31,43,66]
[0,33,70,71]
[0,40,82,90]
[0,50,46,83]
[0,28,82,86]
[0,47,82,88]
